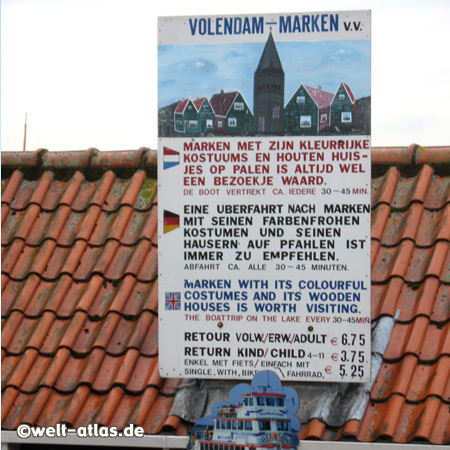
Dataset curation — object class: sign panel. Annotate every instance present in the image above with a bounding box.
[158,11,371,382]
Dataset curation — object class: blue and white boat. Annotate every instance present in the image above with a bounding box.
[189,391,296,450]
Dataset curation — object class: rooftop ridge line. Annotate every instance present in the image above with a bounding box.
[1,271,158,284]
[1,199,156,214]
[2,145,450,170]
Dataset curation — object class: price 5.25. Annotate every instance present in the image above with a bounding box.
[339,364,365,378]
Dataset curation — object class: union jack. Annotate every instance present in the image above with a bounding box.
[165,292,181,310]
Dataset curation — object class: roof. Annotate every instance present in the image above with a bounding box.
[209,91,239,117]
[175,99,190,114]
[303,85,335,108]
[341,81,356,104]
[2,144,450,445]
[176,98,210,115]
[255,31,284,73]
[193,97,208,111]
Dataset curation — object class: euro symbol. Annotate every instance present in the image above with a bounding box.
[325,366,332,374]
[331,353,338,361]
[330,337,338,346]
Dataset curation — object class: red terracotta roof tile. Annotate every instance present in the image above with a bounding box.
[424,174,450,209]
[391,165,434,209]
[371,240,415,282]
[370,204,391,241]
[415,205,450,245]
[404,242,449,282]
[2,240,158,283]
[415,145,450,165]
[371,277,450,323]
[2,146,450,445]
[384,318,450,361]
[298,418,327,440]
[371,167,400,206]
[379,203,424,245]
[143,394,177,434]
[372,354,450,402]
[359,395,450,444]
[2,382,179,435]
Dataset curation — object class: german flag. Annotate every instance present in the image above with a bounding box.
[163,210,180,233]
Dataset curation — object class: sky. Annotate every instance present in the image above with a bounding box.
[1,0,450,151]
[158,39,371,110]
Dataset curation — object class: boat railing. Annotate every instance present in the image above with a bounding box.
[217,403,243,418]
[261,431,292,445]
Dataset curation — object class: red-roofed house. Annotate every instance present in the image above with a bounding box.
[284,84,335,133]
[209,90,253,134]
[2,145,450,449]
[331,81,357,130]
[174,97,214,135]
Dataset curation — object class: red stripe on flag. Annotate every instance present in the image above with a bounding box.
[164,217,179,226]
[164,147,179,156]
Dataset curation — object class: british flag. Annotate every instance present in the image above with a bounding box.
[165,292,181,310]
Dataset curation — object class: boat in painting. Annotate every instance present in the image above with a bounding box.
[189,391,296,450]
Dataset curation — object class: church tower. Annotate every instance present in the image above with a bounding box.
[253,32,285,134]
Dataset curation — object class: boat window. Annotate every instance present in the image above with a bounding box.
[245,422,252,431]
[258,421,271,431]
[232,421,238,430]
[276,398,284,407]
[226,421,232,430]
[277,421,289,431]
[267,397,275,406]
[257,397,265,406]
[238,421,244,430]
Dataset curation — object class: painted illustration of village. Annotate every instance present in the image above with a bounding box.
[158,33,370,137]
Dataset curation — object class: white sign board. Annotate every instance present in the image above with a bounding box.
[158,11,371,382]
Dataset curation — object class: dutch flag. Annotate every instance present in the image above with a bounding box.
[163,147,180,170]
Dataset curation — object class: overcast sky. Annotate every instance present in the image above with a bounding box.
[1,0,449,151]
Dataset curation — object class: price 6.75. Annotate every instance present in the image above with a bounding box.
[342,333,366,346]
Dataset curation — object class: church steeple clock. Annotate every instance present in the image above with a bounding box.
[253,31,285,134]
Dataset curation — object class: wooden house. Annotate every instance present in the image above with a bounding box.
[209,90,253,135]
[192,97,215,134]
[330,81,356,130]
[284,84,334,134]
[174,99,197,134]
[173,97,214,135]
